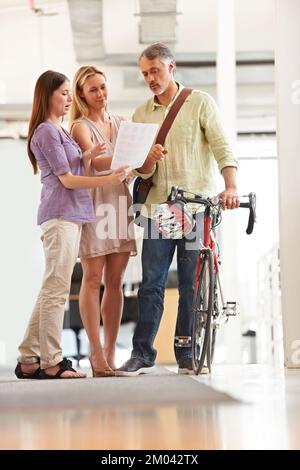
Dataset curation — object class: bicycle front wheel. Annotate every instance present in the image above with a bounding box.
[192,248,215,375]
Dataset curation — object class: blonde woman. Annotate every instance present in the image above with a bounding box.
[70,66,136,377]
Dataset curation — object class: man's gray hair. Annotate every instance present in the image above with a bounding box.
[139,43,175,66]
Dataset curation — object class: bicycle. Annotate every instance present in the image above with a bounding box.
[154,186,256,375]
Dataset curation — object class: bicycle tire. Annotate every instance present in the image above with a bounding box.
[192,248,215,375]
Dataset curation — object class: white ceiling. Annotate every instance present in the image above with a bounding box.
[0,0,276,133]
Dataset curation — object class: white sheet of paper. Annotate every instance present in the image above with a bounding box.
[111,121,159,170]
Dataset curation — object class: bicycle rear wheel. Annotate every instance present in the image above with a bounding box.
[192,248,215,375]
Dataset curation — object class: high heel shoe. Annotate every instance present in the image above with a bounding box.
[89,357,115,378]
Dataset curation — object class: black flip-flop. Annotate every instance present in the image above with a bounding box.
[15,362,41,379]
[39,358,85,379]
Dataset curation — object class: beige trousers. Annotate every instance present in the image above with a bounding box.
[18,219,82,369]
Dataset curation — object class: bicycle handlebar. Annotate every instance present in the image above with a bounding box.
[168,187,257,235]
[239,192,256,234]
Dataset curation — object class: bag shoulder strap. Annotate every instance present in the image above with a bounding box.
[135,87,193,193]
[155,87,193,146]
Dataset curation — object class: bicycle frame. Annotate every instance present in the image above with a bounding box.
[154,186,256,374]
[195,205,227,327]
[208,207,226,307]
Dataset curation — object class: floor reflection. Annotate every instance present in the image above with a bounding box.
[0,365,300,449]
[0,402,224,450]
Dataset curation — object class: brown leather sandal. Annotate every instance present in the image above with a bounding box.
[39,358,85,379]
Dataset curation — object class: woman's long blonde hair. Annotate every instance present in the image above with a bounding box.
[70,65,107,127]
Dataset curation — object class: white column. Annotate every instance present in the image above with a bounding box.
[216,0,241,363]
[275,0,300,368]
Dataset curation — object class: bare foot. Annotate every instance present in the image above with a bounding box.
[90,352,111,371]
[44,364,86,378]
[106,357,116,370]
[104,348,116,370]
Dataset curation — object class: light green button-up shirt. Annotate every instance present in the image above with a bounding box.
[133,83,238,218]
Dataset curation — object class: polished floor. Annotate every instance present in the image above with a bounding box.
[0,364,299,450]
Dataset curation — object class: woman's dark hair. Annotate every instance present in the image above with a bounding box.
[27,70,69,174]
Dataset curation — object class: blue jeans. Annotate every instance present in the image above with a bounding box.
[132,213,203,365]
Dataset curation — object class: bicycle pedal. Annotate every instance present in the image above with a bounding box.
[174,336,192,348]
[224,302,239,316]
